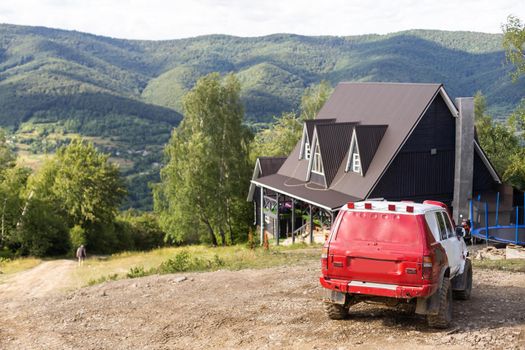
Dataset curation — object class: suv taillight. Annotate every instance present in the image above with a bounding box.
[321,247,329,270]
[422,256,433,280]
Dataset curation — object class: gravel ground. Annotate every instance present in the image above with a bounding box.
[1,259,524,349]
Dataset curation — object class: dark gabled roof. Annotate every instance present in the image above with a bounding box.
[279,82,443,201]
[315,82,444,199]
[354,125,388,176]
[247,156,287,201]
[258,157,287,176]
[304,119,336,142]
[253,82,500,210]
[315,122,358,186]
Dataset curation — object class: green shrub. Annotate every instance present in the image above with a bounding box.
[115,212,166,251]
[156,251,226,274]
[213,254,225,267]
[127,265,147,278]
[87,273,119,286]
[158,250,192,273]
[69,225,86,251]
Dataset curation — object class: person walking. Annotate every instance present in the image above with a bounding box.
[76,244,87,267]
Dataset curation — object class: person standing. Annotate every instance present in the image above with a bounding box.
[76,244,87,267]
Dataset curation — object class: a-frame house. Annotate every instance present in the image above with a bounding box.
[248,82,502,244]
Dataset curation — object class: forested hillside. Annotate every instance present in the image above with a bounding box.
[0,23,523,209]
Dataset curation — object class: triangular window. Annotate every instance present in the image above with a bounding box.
[345,130,362,175]
[299,125,311,160]
[311,142,324,174]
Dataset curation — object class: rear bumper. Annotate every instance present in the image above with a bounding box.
[320,276,434,299]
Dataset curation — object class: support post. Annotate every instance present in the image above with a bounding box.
[260,187,264,246]
[516,206,520,244]
[485,201,489,246]
[276,193,280,246]
[469,199,474,230]
[495,192,500,227]
[291,199,295,244]
[309,204,314,244]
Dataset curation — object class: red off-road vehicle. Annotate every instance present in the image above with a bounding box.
[320,200,472,328]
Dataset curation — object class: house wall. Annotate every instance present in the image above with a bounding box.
[370,94,457,204]
[473,151,495,193]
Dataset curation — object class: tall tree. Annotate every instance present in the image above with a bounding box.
[0,129,15,178]
[0,166,31,252]
[154,73,252,245]
[300,80,333,120]
[474,91,524,189]
[0,130,27,251]
[500,15,525,189]
[502,15,525,81]
[30,139,127,253]
[51,139,126,227]
[251,112,303,160]
[251,81,333,159]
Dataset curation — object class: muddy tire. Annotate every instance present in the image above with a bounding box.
[454,259,472,300]
[324,302,348,320]
[427,277,452,328]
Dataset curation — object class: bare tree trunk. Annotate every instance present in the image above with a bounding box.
[219,227,226,246]
[225,218,235,245]
[16,191,34,229]
[228,224,234,245]
[202,218,218,246]
[1,197,6,245]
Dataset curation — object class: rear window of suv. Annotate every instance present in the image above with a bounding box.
[334,211,421,245]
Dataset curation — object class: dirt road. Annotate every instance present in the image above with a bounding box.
[0,260,76,301]
[1,260,524,349]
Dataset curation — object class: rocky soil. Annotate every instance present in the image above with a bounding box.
[1,259,524,349]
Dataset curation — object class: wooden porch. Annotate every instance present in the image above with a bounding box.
[257,186,336,245]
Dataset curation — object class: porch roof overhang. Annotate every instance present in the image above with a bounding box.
[251,173,359,211]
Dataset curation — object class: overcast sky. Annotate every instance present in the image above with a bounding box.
[0,0,523,40]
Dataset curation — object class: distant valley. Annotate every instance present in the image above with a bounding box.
[0,23,523,209]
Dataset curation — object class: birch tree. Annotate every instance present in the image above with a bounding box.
[155,73,252,245]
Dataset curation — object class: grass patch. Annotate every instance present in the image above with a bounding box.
[0,256,41,277]
[472,259,525,273]
[87,273,119,286]
[75,243,321,286]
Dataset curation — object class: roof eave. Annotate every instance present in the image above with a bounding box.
[247,158,262,201]
[474,140,502,184]
[439,86,459,118]
[251,179,335,211]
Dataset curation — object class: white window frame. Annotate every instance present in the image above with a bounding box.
[305,142,311,160]
[311,142,324,174]
[345,130,362,175]
[299,125,309,160]
[352,153,361,173]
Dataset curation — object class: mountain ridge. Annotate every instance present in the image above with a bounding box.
[1,23,523,209]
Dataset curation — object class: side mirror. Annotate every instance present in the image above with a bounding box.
[455,226,465,237]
